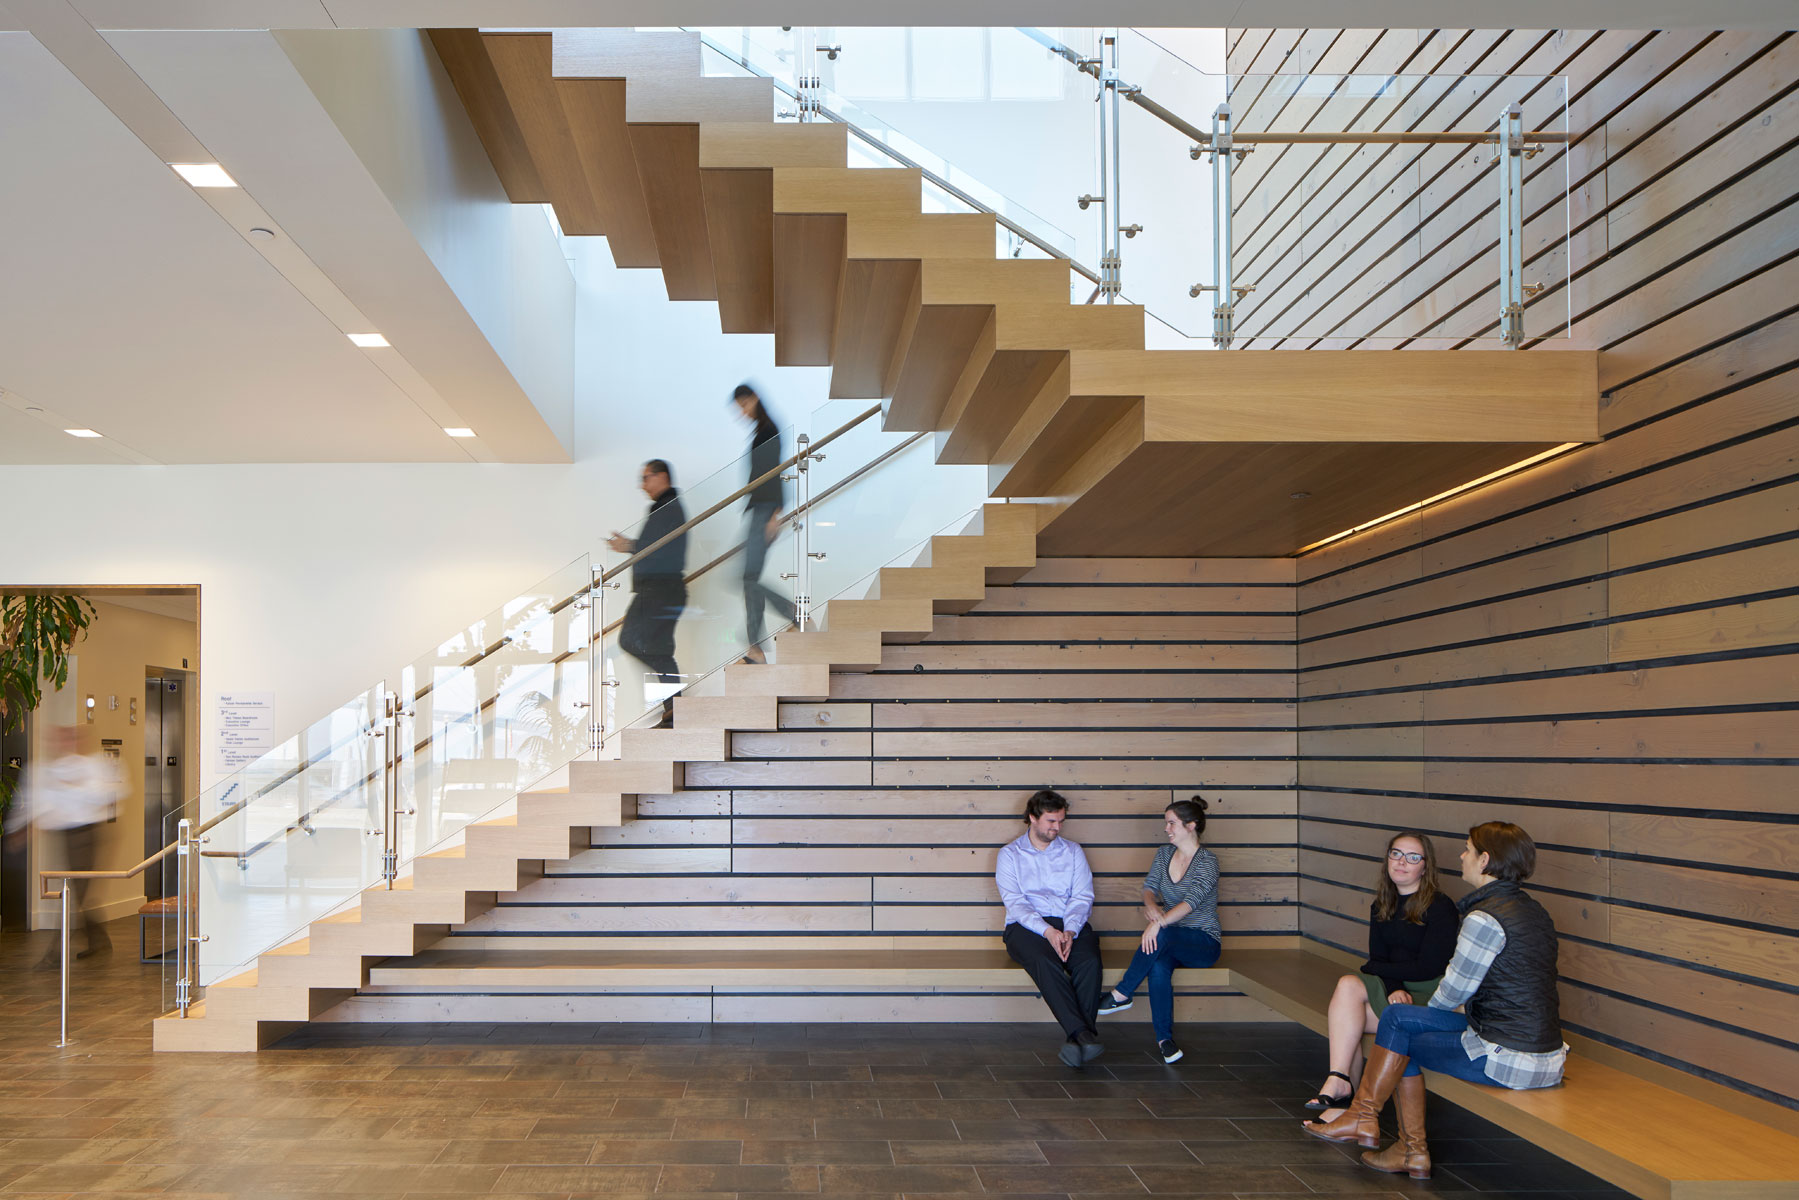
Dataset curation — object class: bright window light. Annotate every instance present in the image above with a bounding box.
[169,163,237,188]
[444,427,476,438]
[65,428,102,438]
[347,333,389,348]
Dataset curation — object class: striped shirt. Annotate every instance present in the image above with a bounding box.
[1430,910,1569,1090]
[1141,843,1221,939]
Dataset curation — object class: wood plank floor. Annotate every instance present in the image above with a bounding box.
[0,918,1627,1198]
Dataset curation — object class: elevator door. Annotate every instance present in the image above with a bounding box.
[143,675,185,901]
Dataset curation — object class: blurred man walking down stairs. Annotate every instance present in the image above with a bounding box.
[608,458,688,727]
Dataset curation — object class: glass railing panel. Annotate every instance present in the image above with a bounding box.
[397,554,595,865]
[594,399,976,738]
[163,683,387,1003]
[698,25,1572,348]
[1218,73,1571,345]
[1113,30,1224,340]
[807,433,988,623]
[597,420,802,737]
[692,26,1086,263]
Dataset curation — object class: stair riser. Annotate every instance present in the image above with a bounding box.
[674,696,779,728]
[309,924,442,959]
[256,957,369,990]
[466,826,586,861]
[516,796,630,827]
[361,891,495,925]
[153,1014,290,1052]
[619,730,729,760]
[723,663,832,699]
[207,987,353,1023]
[568,760,680,794]
[873,570,985,602]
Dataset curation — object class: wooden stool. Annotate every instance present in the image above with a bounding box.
[138,897,178,963]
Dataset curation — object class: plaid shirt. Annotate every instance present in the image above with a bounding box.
[1430,910,1568,1090]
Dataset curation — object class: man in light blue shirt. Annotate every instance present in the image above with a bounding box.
[997,789,1104,1067]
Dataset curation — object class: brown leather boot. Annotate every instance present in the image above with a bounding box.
[1360,1072,1431,1179]
[1301,1043,1408,1149]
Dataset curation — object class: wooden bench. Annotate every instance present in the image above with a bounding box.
[363,942,1799,1196]
[1224,947,1799,1200]
[138,896,178,963]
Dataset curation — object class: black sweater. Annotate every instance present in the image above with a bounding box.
[632,489,687,585]
[748,424,784,507]
[1361,891,1460,992]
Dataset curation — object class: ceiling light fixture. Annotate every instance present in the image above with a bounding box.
[65,428,102,438]
[347,332,389,348]
[169,163,237,188]
[444,427,476,438]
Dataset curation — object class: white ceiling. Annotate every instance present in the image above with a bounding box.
[0,12,572,466]
[0,34,468,464]
[31,0,1799,31]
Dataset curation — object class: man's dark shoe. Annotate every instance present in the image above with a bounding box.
[1057,1038,1086,1069]
[1158,1038,1184,1064]
[1078,1030,1106,1063]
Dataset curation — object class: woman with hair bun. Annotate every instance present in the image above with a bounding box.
[1095,796,1221,1064]
[1304,831,1459,1111]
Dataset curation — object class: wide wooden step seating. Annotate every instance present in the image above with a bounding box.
[1225,947,1799,1200]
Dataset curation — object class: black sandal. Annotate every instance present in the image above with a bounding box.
[1303,1071,1354,1110]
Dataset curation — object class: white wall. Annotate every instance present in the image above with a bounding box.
[276,28,579,449]
[0,246,840,794]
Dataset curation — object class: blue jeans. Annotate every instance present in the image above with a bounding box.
[1373,1002,1494,1084]
[1111,924,1221,1041]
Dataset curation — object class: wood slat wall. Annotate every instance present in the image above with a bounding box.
[1245,26,1799,1109]
[447,557,1299,1022]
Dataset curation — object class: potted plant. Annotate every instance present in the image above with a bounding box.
[0,593,97,818]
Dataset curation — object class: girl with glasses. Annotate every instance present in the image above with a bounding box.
[1304,831,1458,1111]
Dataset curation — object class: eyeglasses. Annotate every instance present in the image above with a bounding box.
[1387,849,1425,865]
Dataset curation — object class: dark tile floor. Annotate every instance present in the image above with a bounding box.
[0,917,1629,1198]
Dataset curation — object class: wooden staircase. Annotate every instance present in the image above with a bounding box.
[153,504,1038,1050]
[429,27,1599,559]
[156,27,1599,1049]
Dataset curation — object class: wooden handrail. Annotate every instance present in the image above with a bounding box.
[38,786,244,899]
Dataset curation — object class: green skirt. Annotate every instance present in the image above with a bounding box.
[1361,972,1441,1014]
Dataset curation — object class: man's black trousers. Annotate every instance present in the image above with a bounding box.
[1003,917,1102,1038]
[619,578,686,682]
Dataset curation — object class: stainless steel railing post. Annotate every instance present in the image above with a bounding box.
[175,818,192,1016]
[1498,103,1527,348]
[56,882,73,1048]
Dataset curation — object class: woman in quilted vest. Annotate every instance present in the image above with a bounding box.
[1301,821,1569,1181]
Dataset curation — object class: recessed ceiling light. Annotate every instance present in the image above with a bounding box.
[25,406,44,414]
[65,428,102,438]
[347,332,389,348]
[248,226,276,241]
[443,427,476,438]
[169,163,237,188]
